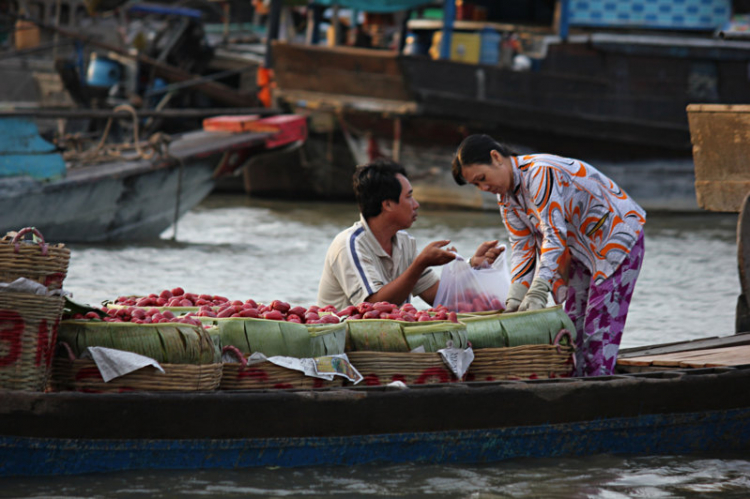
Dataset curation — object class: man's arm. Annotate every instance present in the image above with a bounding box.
[365,240,455,305]
[417,281,440,306]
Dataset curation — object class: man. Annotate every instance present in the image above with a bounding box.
[317,159,502,310]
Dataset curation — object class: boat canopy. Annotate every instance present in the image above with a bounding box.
[311,0,435,13]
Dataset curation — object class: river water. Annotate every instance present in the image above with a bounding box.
[3,194,749,498]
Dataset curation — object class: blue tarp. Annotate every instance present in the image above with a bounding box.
[312,0,435,13]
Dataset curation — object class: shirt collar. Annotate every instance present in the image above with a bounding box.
[359,214,398,258]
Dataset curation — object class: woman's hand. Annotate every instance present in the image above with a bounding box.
[470,240,504,268]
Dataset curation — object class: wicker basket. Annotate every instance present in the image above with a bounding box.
[346,350,454,386]
[0,228,70,291]
[345,342,575,386]
[49,356,223,393]
[0,292,65,391]
[219,346,343,390]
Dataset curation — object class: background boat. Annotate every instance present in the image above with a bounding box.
[0,108,306,242]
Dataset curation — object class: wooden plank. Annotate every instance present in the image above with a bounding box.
[272,41,412,101]
[618,345,750,368]
[618,332,750,358]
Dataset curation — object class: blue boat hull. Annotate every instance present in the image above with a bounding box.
[2,366,750,476]
[3,407,749,476]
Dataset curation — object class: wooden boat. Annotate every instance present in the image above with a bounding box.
[0,109,306,243]
[0,356,749,476]
[265,0,749,211]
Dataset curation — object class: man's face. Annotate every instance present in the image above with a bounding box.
[389,174,419,229]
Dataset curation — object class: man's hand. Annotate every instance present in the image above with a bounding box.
[415,240,457,268]
[470,240,504,268]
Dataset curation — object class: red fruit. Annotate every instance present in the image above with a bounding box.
[231,300,243,306]
[448,311,458,323]
[356,302,373,314]
[240,309,260,318]
[136,297,152,307]
[383,313,401,320]
[199,294,213,301]
[319,304,338,313]
[244,299,258,308]
[373,302,394,313]
[213,295,228,303]
[195,299,210,306]
[349,314,362,320]
[263,310,284,321]
[156,297,167,306]
[304,312,320,322]
[84,311,100,320]
[270,300,291,313]
[132,308,146,320]
[288,306,307,317]
[308,305,320,313]
[180,299,193,307]
[217,308,234,318]
[162,310,176,319]
[362,310,380,319]
[147,308,160,316]
[320,314,340,324]
[184,293,197,301]
[171,287,185,296]
[418,315,432,322]
[287,313,302,322]
[490,298,505,311]
[401,313,416,322]
[339,305,357,317]
[159,290,173,300]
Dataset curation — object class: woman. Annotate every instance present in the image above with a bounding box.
[451,135,646,377]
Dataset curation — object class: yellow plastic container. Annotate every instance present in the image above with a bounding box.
[430,31,481,64]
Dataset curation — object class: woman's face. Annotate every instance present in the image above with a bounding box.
[460,150,514,196]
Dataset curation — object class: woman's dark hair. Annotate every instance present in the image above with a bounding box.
[353,159,408,219]
[451,134,517,185]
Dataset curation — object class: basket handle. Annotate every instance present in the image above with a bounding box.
[11,227,48,256]
[553,328,574,351]
[222,345,247,366]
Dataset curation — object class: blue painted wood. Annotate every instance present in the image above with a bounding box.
[2,407,749,477]
[0,118,66,181]
[440,1,455,61]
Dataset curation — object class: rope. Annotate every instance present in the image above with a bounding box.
[60,104,172,165]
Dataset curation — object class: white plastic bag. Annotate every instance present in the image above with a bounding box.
[435,247,510,313]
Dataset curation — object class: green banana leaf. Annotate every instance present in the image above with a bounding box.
[460,305,576,349]
[346,319,468,352]
[57,321,219,364]
[208,318,347,357]
[402,322,468,352]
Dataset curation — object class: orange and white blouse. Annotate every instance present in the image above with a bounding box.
[498,154,646,302]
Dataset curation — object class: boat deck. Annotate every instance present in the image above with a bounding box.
[617,332,750,373]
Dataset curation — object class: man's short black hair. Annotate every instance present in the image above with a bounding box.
[352,159,408,219]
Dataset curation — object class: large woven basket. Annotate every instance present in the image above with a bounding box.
[49,356,223,393]
[0,292,65,391]
[0,228,70,291]
[345,342,575,386]
[219,346,343,390]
